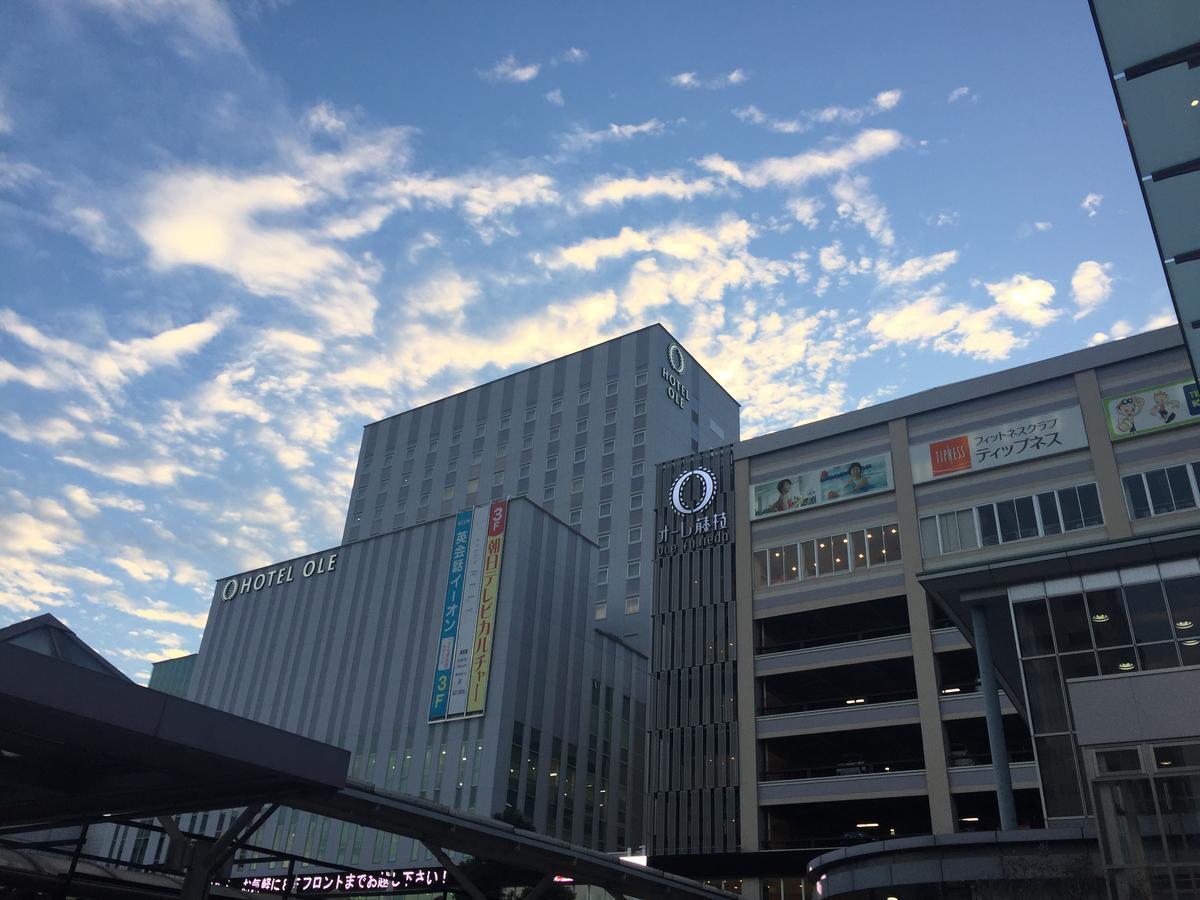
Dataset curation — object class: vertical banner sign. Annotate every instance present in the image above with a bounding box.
[446,508,488,717]
[466,499,508,715]
[428,509,474,721]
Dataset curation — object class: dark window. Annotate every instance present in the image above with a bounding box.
[1049,594,1092,653]
[1059,652,1098,679]
[1086,588,1134,647]
[1076,483,1103,526]
[1124,474,1152,519]
[1167,465,1197,511]
[1059,487,1084,531]
[1023,657,1069,732]
[1138,642,1181,670]
[1015,495,1039,539]
[1036,735,1084,817]
[996,500,1021,543]
[1125,582,1174,643]
[1098,647,1138,675]
[1037,492,1062,535]
[978,505,999,546]
[1146,469,1175,515]
[1165,577,1200,638]
[1014,599,1056,657]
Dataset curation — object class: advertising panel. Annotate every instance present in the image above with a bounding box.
[750,453,893,520]
[910,405,1088,484]
[1103,379,1200,440]
[446,507,488,717]
[428,509,474,721]
[466,499,508,715]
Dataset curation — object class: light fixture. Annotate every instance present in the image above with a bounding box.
[1091,613,1110,623]
[856,822,879,828]
[941,687,961,694]
[1118,661,1135,671]
[1192,99,1199,107]
[890,527,897,534]
[858,553,865,559]
[1176,619,1194,630]
[1184,639,1200,647]
[1160,759,1174,766]
[846,697,866,704]
[883,766,890,772]
[960,816,980,823]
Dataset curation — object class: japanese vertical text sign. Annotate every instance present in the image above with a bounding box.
[466,499,508,715]
[429,509,475,721]
[446,507,488,717]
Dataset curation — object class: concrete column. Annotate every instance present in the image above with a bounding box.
[1074,369,1132,540]
[970,604,1018,831]
[733,457,760,852]
[887,418,955,834]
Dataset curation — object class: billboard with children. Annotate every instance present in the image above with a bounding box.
[751,453,893,520]
[1103,379,1200,441]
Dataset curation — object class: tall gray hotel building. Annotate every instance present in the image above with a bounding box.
[145,322,1200,899]
[176,325,739,865]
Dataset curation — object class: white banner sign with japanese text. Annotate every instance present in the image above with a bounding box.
[910,405,1088,484]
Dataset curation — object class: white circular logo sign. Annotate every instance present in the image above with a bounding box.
[670,467,716,515]
[667,343,687,375]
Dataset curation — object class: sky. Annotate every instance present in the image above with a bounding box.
[0,0,1178,680]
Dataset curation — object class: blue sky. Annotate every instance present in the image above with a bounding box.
[0,0,1176,679]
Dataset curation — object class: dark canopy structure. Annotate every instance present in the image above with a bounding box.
[0,620,732,900]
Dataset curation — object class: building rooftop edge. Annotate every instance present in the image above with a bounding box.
[735,326,1184,461]
[360,322,741,431]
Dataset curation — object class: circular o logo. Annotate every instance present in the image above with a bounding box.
[670,467,716,515]
[667,343,687,375]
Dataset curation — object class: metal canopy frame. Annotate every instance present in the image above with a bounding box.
[0,641,733,900]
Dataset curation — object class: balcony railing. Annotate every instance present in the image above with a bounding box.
[760,758,925,781]
[759,687,919,716]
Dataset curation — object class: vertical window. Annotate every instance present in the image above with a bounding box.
[635,369,648,386]
[579,389,590,404]
[605,410,617,425]
[601,469,614,485]
[597,566,608,584]
[626,594,640,614]
[634,400,646,415]
[630,492,642,510]
[628,526,642,543]
[607,379,619,396]
[627,561,640,579]
[599,501,612,517]
[551,398,563,413]
[578,417,589,433]
[632,462,644,477]
[544,484,555,501]
[574,447,586,463]
[633,430,645,446]
[476,422,487,438]
[526,407,537,422]
[595,601,607,620]
[570,508,583,525]
[547,455,558,470]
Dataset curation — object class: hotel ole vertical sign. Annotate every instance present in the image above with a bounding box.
[428,499,508,722]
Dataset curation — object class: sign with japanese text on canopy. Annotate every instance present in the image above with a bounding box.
[910,405,1088,484]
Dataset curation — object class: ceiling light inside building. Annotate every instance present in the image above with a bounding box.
[1192,99,1199,107]
[941,687,961,694]
[856,822,879,828]
[1184,639,1200,647]
[1176,620,1194,629]
[1091,613,1110,623]
[960,816,980,823]
[1118,661,1135,671]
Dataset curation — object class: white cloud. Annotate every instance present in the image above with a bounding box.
[1081,192,1103,217]
[304,102,348,134]
[545,88,564,107]
[733,89,902,135]
[557,47,588,64]
[984,273,1059,326]
[84,0,243,54]
[1071,260,1114,319]
[482,54,540,83]
[830,174,894,246]
[578,173,715,208]
[669,69,746,89]
[0,308,232,406]
[818,242,849,273]
[101,591,208,629]
[0,414,83,445]
[948,86,976,103]
[388,171,559,238]
[787,196,823,229]
[63,485,145,517]
[698,128,903,189]
[560,118,666,151]
[56,455,199,486]
[875,250,959,286]
[111,546,171,582]
[406,271,481,324]
[1034,221,1052,232]
[867,288,1024,362]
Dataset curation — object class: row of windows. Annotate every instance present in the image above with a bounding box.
[598,562,642,584]
[595,594,641,619]
[919,483,1103,558]
[751,523,902,588]
[363,376,651,468]
[1123,460,1200,520]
